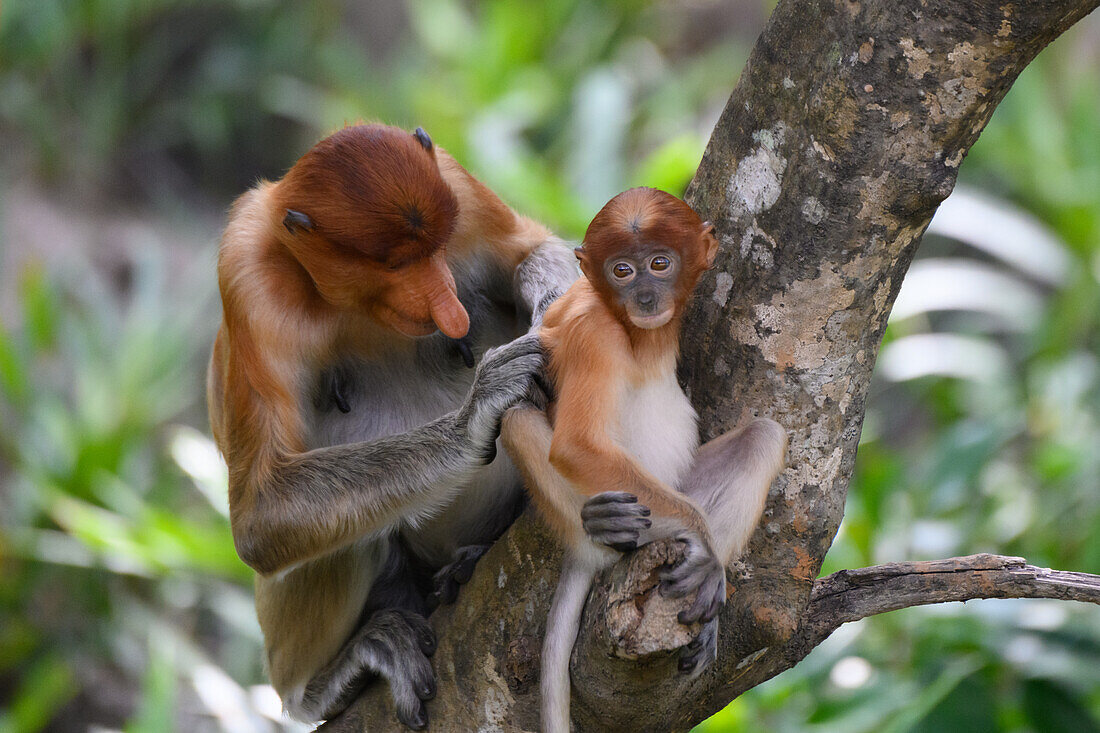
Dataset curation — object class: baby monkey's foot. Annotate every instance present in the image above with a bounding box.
[678,617,718,677]
[581,492,652,552]
[427,544,491,609]
[659,536,726,624]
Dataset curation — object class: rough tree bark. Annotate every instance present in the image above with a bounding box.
[326,0,1100,730]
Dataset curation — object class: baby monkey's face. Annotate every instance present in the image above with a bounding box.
[602,247,682,329]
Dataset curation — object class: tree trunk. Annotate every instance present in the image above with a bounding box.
[326,0,1100,730]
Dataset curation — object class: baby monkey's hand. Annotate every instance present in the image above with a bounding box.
[580,492,652,553]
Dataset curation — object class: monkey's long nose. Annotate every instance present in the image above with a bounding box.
[429,287,469,339]
[425,257,470,339]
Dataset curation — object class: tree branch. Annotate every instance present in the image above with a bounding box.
[805,553,1100,641]
[752,555,1100,688]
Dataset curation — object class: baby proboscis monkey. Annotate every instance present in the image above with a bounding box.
[502,187,787,733]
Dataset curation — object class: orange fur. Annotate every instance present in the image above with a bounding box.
[504,188,731,733]
[535,188,718,541]
[540,284,708,538]
[208,124,551,575]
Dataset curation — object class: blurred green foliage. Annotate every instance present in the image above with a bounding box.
[0,1,1098,731]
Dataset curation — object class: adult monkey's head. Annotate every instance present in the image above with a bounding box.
[576,187,718,332]
[274,123,469,339]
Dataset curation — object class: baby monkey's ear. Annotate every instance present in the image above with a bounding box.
[574,246,595,280]
[700,222,719,268]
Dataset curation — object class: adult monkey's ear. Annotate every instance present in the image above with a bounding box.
[283,209,314,234]
[413,127,433,152]
[700,222,719,268]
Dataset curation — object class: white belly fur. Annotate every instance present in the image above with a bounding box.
[613,371,699,489]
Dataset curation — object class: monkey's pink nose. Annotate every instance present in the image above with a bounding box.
[429,287,470,340]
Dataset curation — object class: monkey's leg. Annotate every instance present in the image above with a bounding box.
[681,418,787,564]
[297,607,437,729]
[261,541,436,729]
[673,418,788,675]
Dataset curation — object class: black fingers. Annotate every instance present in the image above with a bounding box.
[355,609,437,730]
[581,492,651,552]
[678,568,725,625]
[425,591,444,611]
[428,544,492,609]
[678,618,718,676]
[476,334,544,390]
[581,493,649,520]
[659,537,727,624]
[397,704,429,731]
[466,333,545,445]
[583,516,653,535]
[581,491,638,511]
[398,609,437,658]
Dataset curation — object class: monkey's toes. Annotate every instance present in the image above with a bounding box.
[674,565,726,624]
[658,557,710,597]
[678,619,718,677]
[397,702,429,731]
[398,610,437,656]
[429,544,491,609]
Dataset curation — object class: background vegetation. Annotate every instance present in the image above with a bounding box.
[0,1,1097,730]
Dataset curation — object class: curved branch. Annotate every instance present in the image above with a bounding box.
[755,555,1100,686]
[806,553,1100,639]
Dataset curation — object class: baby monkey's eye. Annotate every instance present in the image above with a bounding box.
[650,255,671,272]
[612,262,634,278]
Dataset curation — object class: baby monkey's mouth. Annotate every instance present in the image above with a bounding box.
[628,309,675,329]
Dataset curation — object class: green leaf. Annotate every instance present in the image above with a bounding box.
[880,659,986,733]
[0,323,30,405]
[630,133,705,196]
[1023,679,1100,733]
[18,266,59,352]
[0,654,77,733]
[126,636,177,733]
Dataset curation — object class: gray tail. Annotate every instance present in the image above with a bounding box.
[541,554,594,733]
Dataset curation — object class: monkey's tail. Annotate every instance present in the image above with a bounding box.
[541,551,595,733]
